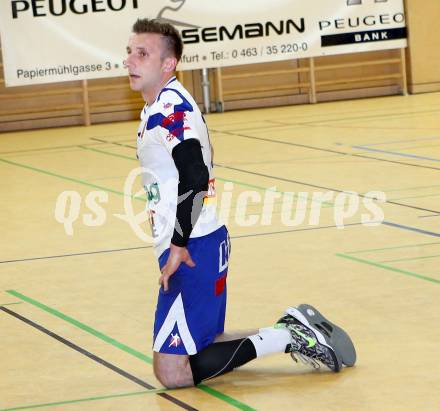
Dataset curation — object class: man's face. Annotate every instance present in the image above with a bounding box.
[125,32,168,94]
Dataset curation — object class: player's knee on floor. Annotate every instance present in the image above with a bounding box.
[154,371,185,388]
[153,354,194,388]
[154,366,194,388]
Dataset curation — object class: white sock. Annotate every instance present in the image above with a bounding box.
[247,326,291,358]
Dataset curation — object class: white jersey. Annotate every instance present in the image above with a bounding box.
[136,76,220,258]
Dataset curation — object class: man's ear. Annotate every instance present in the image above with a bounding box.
[163,56,177,73]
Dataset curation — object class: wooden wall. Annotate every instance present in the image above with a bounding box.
[214,49,406,111]
[404,0,440,93]
[0,48,206,132]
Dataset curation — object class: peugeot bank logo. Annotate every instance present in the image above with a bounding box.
[157,0,198,28]
[347,0,388,4]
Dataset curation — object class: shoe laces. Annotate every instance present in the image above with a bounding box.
[286,323,333,370]
[290,351,321,369]
[278,316,336,371]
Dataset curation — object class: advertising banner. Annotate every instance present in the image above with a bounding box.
[0,0,407,86]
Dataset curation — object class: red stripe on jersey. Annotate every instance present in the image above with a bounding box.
[162,111,185,128]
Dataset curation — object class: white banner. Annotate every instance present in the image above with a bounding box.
[0,0,407,86]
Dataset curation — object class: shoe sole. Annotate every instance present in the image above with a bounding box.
[292,304,356,367]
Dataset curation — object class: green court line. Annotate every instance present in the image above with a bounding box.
[1,141,334,224]
[78,145,137,161]
[379,253,440,264]
[3,148,84,159]
[6,290,152,364]
[78,145,334,207]
[0,157,146,203]
[6,290,257,411]
[336,253,440,284]
[0,389,168,411]
[1,150,329,212]
[345,241,440,255]
[197,385,256,411]
[0,302,22,307]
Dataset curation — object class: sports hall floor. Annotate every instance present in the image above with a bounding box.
[1,92,439,411]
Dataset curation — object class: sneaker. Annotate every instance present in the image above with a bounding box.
[295,304,356,367]
[277,305,355,372]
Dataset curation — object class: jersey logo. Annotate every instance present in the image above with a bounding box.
[163,102,173,110]
[204,179,216,205]
[206,179,216,198]
[169,333,181,347]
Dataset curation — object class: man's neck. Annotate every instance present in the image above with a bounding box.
[142,74,175,106]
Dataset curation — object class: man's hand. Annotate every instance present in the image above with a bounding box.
[160,243,195,291]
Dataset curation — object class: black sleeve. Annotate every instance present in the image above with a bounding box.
[171,138,209,247]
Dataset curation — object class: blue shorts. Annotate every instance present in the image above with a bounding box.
[153,225,230,355]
